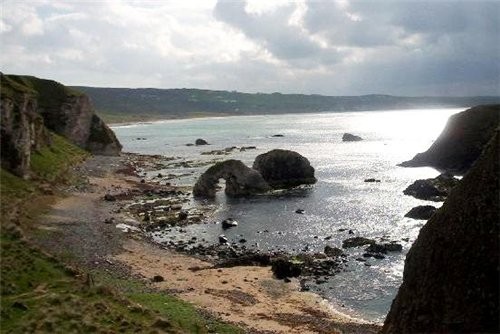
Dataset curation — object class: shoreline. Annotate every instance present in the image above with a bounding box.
[36,153,381,333]
[107,107,465,127]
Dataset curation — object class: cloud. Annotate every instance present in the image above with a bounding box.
[0,0,498,95]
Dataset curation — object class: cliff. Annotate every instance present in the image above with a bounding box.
[382,129,499,333]
[1,74,121,177]
[400,105,499,174]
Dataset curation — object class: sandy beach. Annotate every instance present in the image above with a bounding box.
[36,154,380,334]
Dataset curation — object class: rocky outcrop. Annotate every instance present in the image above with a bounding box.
[192,160,270,198]
[400,105,499,174]
[382,129,499,333]
[0,89,49,177]
[0,74,121,177]
[403,173,459,201]
[252,149,316,188]
[342,133,363,142]
[404,205,437,220]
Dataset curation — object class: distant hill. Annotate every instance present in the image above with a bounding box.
[71,86,500,123]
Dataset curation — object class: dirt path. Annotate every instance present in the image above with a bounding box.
[37,155,380,334]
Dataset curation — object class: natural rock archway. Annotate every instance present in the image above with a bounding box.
[192,160,270,198]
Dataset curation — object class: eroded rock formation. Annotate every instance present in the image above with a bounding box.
[400,105,499,174]
[252,149,317,188]
[192,160,270,198]
[0,74,122,177]
[382,129,499,333]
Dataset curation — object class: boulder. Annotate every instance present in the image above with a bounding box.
[195,138,208,145]
[399,105,499,174]
[404,205,437,220]
[382,129,499,333]
[365,243,403,254]
[342,133,363,142]
[271,257,303,279]
[342,237,376,248]
[403,173,460,201]
[252,149,317,188]
[221,218,238,229]
[324,245,344,257]
[193,160,270,198]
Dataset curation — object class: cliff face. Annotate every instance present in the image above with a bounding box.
[400,105,499,174]
[382,129,499,333]
[0,74,121,178]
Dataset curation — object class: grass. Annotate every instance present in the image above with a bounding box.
[30,133,88,182]
[0,134,242,333]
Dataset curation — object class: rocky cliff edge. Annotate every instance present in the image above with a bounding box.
[1,73,122,177]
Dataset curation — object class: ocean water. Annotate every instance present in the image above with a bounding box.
[112,108,461,323]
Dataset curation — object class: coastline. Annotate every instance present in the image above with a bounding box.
[36,153,381,333]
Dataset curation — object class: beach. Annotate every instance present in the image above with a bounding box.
[35,153,380,333]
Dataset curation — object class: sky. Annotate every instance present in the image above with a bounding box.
[1,0,499,96]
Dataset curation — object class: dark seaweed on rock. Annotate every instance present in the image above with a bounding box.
[382,129,499,333]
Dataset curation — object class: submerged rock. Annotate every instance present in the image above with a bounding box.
[382,129,499,333]
[342,133,363,142]
[403,173,460,201]
[342,237,376,248]
[193,160,270,198]
[252,149,317,189]
[399,105,499,174]
[404,205,437,220]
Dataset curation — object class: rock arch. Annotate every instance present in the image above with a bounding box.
[193,160,270,198]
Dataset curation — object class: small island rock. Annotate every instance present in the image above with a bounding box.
[252,149,317,189]
[195,138,209,146]
[404,205,437,220]
[342,133,363,142]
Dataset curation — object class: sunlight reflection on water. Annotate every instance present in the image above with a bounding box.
[113,108,461,322]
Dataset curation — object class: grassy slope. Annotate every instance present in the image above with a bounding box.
[0,134,241,334]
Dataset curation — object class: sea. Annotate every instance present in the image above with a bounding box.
[112,108,462,323]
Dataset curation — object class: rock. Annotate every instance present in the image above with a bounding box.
[342,133,363,142]
[404,205,437,220]
[195,138,209,145]
[152,275,164,282]
[11,301,28,311]
[186,143,194,146]
[240,146,256,151]
[295,209,305,214]
[218,235,228,244]
[271,257,303,279]
[364,178,381,182]
[272,134,284,137]
[252,149,317,189]
[178,211,188,220]
[365,243,403,254]
[324,245,344,257]
[104,194,116,201]
[403,173,460,201]
[222,218,238,229]
[382,128,499,333]
[103,218,114,224]
[193,160,270,198]
[342,237,376,248]
[0,74,121,177]
[399,105,499,174]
